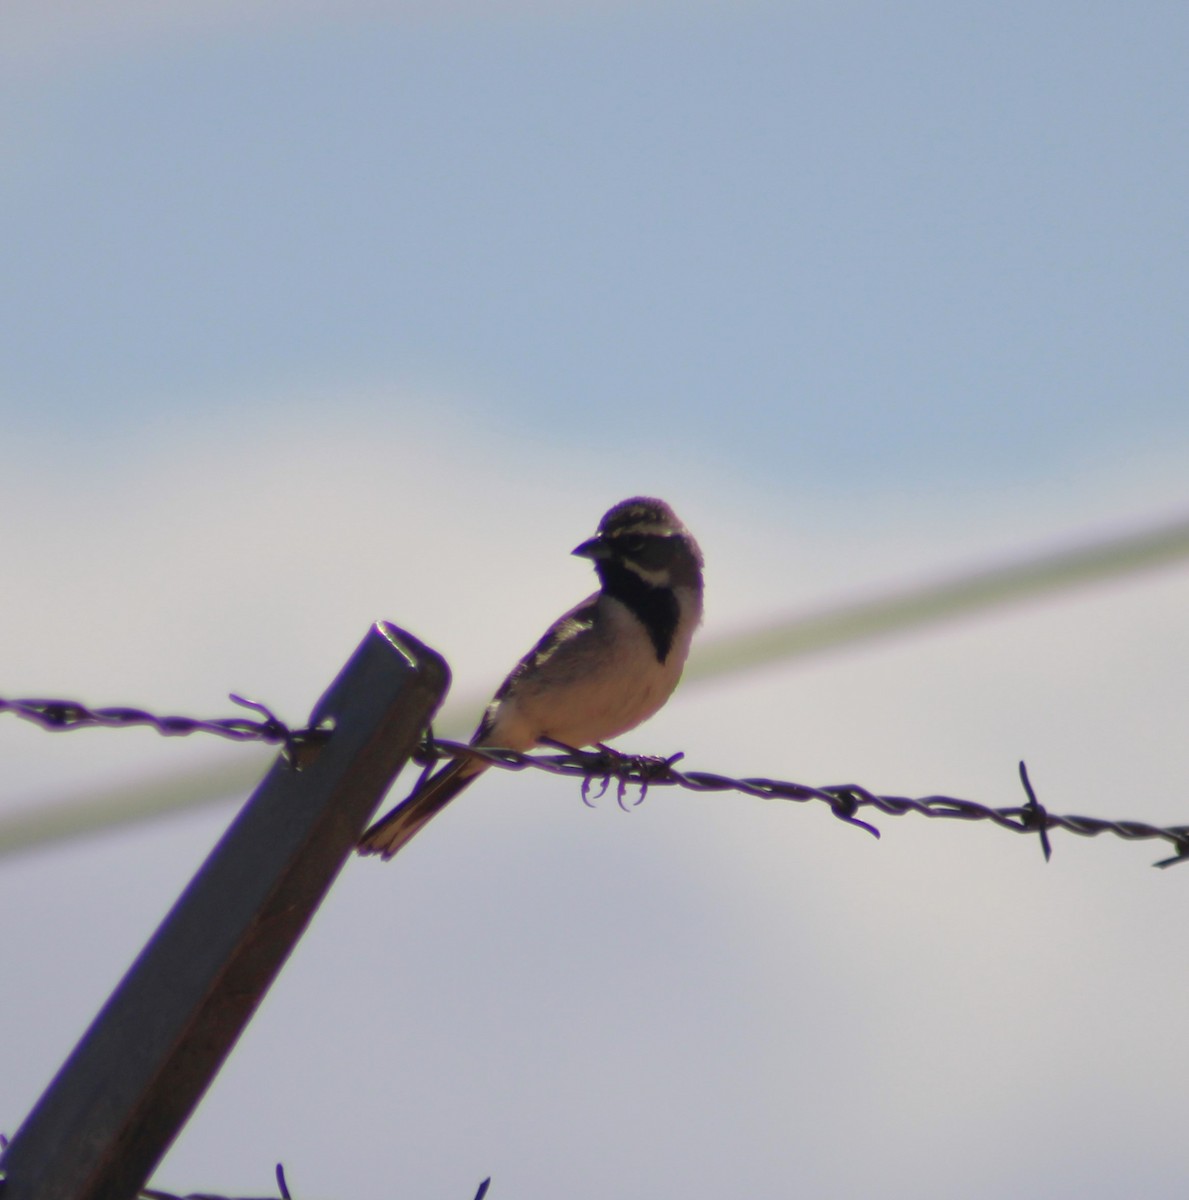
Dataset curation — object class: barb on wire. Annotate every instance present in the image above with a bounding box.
[0,1141,490,1200]
[423,738,1189,870]
[5,694,1189,870]
[133,1163,490,1200]
[137,1161,289,1200]
[0,694,333,768]
[1017,760,1053,863]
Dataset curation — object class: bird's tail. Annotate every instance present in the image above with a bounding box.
[357,758,484,861]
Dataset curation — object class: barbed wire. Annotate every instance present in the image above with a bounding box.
[139,1165,490,1200]
[0,695,332,766]
[421,738,1189,869]
[3,695,1188,869]
[138,1162,295,1200]
[0,1141,493,1200]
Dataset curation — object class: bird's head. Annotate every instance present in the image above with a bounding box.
[573,497,703,591]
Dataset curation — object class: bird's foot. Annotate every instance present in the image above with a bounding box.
[579,742,686,810]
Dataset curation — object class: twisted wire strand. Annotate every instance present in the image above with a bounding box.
[0,695,331,764]
[3,696,1187,868]
[0,695,290,741]
[0,1140,490,1200]
[422,739,1189,869]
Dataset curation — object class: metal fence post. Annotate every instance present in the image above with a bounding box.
[0,622,449,1200]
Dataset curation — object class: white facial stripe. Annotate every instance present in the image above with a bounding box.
[622,560,671,586]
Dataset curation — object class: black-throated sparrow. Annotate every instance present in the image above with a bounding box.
[358,497,704,860]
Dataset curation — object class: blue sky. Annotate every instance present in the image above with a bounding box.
[4,3,1187,487]
[3,5,1189,1200]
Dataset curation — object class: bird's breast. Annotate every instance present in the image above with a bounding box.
[487,590,697,750]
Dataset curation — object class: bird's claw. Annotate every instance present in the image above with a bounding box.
[587,744,685,810]
[581,773,611,807]
[544,737,684,811]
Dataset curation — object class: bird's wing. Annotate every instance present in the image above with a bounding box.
[474,592,601,741]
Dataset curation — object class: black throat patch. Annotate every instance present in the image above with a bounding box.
[597,561,680,662]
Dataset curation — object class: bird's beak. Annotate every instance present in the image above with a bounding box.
[572,535,612,560]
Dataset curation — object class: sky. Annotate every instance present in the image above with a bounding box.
[2,3,1189,1198]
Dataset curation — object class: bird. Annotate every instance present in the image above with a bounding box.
[357,496,704,861]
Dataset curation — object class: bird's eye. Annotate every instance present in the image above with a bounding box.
[618,534,646,555]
